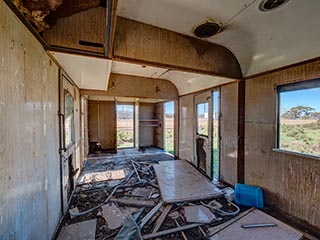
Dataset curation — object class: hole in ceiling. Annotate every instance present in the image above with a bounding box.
[259,0,290,12]
[193,20,221,38]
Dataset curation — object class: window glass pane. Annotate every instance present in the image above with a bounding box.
[212,91,219,179]
[279,87,320,156]
[197,103,209,136]
[65,93,74,147]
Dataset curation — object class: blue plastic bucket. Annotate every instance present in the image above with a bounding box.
[235,183,264,209]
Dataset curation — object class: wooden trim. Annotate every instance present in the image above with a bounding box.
[245,56,320,80]
[3,0,48,48]
[108,0,118,58]
[47,45,108,59]
[237,80,245,183]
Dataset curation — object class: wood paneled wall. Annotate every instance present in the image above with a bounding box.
[113,17,242,78]
[88,100,116,151]
[179,95,195,164]
[139,103,157,147]
[44,7,106,54]
[81,73,179,100]
[245,59,320,230]
[220,83,239,185]
[0,1,61,239]
[178,84,239,184]
[155,103,164,149]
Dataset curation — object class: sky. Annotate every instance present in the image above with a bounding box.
[280,87,320,114]
[164,101,174,114]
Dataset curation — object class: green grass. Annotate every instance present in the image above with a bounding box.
[117,129,134,148]
[165,128,174,154]
[280,121,320,155]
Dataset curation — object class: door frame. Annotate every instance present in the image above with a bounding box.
[58,71,77,214]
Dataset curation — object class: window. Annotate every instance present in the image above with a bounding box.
[277,79,320,157]
[65,93,74,148]
[197,103,209,136]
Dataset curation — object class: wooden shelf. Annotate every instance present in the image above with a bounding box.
[139,119,159,122]
[139,124,159,127]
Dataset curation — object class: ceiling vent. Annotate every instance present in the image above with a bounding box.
[259,0,290,12]
[193,20,221,38]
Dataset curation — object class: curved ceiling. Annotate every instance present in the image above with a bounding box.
[117,0,320,77]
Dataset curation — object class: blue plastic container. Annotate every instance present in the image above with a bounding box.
[235,183,264,209]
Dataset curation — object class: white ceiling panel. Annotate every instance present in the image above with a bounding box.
[111,61,237,95]
[118,0,320,76]
[51,52,112,90]
[160,71,236,96]
[112,61,168,78]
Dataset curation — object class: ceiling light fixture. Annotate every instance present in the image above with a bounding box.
[259,0,290,12]
[193,19,221,38]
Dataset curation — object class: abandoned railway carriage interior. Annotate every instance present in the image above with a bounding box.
[1,0,320,239]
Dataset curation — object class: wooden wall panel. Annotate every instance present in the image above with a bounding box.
[245,59,320,230]
[155,103,164,149]
[114,17,242,78]
[220,83,239,185]
[44,7,106,54]
[88,100,116,151]
[179,95,195,164]
[100,101,116,149]
[139,103,156,147]
[0,1,60,239]
[81,73,179,100]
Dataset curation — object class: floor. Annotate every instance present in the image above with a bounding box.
[54,148,307,240]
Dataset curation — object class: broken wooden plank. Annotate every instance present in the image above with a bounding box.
[139,202,162,228]
[77,169,125,185]
[143,223,203,239]
[57,219,96,240]
[101,203,127,230]
[153,160,222,203]
[207,208,255,236]
[111,198,155,207]
[152,204,173,233]
[174,219,188,240]
[209,209,303,240]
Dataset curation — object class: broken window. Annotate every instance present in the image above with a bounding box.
[277,79,320,157]
[197,103,209,136]
[65,92,74,148]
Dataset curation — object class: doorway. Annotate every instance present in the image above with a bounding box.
[164,101,174,154]
[194,90,220,180]
[117,104,134,148]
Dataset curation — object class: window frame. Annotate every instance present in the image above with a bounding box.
[275,78,320,158]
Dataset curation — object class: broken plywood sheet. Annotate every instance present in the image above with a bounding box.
[153,160,222,203]
[102,203,127,230]
[210,209,303,240]
[77,169,125,185]
[57,219,96,240]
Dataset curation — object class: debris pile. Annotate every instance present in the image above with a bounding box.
[56,153,245,240]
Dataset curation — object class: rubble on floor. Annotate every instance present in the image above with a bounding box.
[55,149,304,240]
